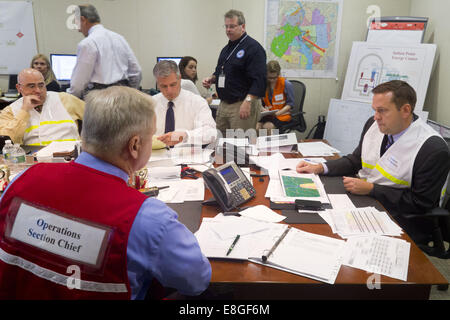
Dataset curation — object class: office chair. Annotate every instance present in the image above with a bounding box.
[403,169,450,260]
[278,80,307,139]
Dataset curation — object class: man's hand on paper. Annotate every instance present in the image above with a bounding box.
[157,131,187,146]
[342,176,373,195]
[296,161,324,174]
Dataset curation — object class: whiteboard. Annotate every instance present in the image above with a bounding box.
[0,1,38,74]
[341,42,436,111]
[324,99,374,155]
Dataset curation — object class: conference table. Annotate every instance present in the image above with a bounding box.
[190,143,448,300]
[1,143,447,300]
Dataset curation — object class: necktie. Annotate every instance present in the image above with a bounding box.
[385,135,394,151]
[165,101,175,133]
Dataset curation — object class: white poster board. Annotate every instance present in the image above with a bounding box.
[323,99,374,155]
[366,18,427,44]
[0,1,38,74]
[341,42,436,111]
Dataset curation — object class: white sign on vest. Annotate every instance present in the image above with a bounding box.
[8,202,110,267]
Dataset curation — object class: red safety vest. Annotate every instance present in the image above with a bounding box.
[0,162,147,299]
[263,77,292,122]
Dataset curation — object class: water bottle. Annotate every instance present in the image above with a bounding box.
[11,144,26,165]
[2,140,14,165]
[9,143,26,174]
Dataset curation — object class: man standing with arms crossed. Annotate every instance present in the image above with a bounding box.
[203,9,266,137]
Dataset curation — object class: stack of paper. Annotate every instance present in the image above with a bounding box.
[195,214,273,260]
[148,179,205,203]
[195,212,346,284]
[297,141,340,156]
[35,140,80,161]
[326,207,403,238]
[248,226,347,284]
[343,235,411,281]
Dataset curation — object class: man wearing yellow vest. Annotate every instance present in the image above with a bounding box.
[257,60,295,132]
[0,68,84,146]
[297,80,450,243]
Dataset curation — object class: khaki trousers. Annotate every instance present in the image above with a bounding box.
[216,99,261,137]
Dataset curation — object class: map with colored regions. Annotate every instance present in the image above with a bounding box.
[265,0,343,78]
[281,175,320,198]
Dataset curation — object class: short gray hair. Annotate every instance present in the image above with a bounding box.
[82,86,155,156]
[79,4,101,23]
[225,9,245,25]
[153,60,180,79]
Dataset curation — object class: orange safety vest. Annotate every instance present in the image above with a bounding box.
[263,77,291,122]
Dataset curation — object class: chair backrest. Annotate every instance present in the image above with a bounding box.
[289,80,306,132]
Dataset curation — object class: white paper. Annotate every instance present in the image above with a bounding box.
[147,166,180,180]
[297,142,340,157]
[249,226,346,284]
[239,205,286,223]
[328,207,403,238]
[328,194,356,210]
[208,215,271,240]
[36,141,79,158]
[343,235,410,281]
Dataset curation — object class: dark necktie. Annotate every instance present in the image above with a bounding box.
[165,101,175,133]
[385,135,394,151]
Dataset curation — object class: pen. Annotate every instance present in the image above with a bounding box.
[226,234,240,256]
[262,226,291,262]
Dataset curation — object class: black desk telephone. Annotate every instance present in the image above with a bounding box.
[203,161,256,212]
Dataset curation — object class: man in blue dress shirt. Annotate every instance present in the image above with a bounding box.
[0,86,211,299]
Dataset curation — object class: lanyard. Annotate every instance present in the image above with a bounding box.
[221,34,248,71]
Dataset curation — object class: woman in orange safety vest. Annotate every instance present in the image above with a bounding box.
[258,60,295,132]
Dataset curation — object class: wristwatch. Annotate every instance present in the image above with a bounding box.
[245,95,252,102]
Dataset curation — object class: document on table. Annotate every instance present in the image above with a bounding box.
[328,207,403,238]
[249,226,346,284]
[343,235,410,281]
[195,218,254,260]
[239,205,286,223]
[148,178,205,203]
[195,215,273,260]
[297,141,340,156]
[277,171,330,204]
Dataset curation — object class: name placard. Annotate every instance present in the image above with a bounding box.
[7,202,110,267]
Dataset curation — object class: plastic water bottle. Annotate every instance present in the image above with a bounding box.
[2,140,14,165]
[9,143,26,174]
[11,144,26,165]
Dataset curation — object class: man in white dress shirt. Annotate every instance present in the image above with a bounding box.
[68,4,142,99]
[152,61,217,146]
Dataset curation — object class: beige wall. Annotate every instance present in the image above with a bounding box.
[5,0,448,132]
[411,0,450,126]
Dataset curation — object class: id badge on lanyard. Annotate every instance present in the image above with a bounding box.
[218,69,225,88]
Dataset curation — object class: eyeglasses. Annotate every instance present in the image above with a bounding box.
[223,24,240,30]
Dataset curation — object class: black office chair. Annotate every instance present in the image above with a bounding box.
[278,80,307,138]
[403,166,450,260]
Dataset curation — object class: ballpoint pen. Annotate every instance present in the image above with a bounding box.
[226,234,240,256]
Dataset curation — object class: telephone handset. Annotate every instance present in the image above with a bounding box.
[202,161,256,212]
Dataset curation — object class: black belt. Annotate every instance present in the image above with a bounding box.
[88,79,130,90]
[222,98,244,104]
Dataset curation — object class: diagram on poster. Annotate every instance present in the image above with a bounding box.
[341,42,436,111]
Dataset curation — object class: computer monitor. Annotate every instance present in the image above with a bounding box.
[156,57,182,65]
[50,54,77,82]
[8,74,18,91]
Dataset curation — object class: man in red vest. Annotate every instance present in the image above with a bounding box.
[258,60,295,133]
[0,86,211,299]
